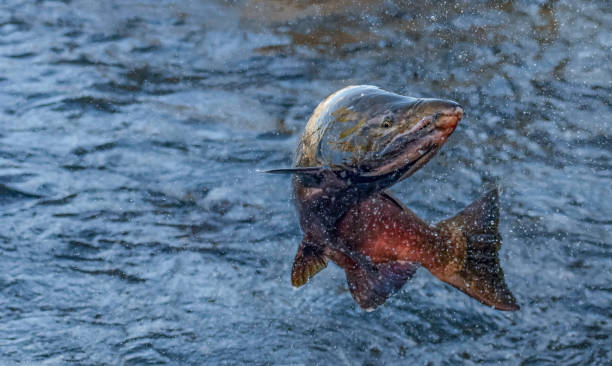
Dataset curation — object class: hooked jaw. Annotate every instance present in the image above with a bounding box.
[433,104,463,133]
[412,98,463,132]
[365,99,463,180]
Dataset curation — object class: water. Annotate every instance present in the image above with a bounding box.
[0,0,610,364]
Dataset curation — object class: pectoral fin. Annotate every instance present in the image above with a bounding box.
[260,167,327,187]
[260,167,323,175]
[291,240,328,288]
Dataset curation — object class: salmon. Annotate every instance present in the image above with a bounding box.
[265,85,518,311]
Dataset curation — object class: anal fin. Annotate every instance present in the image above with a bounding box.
[345,260,417,311]
[291,240,328,288]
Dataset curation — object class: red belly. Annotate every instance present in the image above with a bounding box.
[335,193,440,267]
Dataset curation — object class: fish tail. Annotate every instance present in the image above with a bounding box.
[435,188,519,311]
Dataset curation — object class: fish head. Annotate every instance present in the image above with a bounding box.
[317,87,463,184]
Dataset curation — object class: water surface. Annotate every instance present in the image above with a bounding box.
[0,1,610,365]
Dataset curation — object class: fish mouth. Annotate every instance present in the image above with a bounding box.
[433,106,463,131]
[365,110,460,177]
[380,105,462,159]
[387,105,462,171]
[346,103,462,185]
[356,143,438,184]
[395,143,439,181]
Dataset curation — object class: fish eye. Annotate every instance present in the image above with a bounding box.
[381,116,393,128]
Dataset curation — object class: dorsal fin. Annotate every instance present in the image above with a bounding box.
[380,190,407,211]
[291,240,328,288]
[457,188,499,236]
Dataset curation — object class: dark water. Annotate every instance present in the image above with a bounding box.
[0,0,610,364]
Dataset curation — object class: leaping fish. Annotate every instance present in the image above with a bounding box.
[265,85,518,311]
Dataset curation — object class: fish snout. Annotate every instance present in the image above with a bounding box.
[412,98,463,129]
[426,100,463,131]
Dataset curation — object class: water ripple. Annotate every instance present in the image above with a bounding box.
[0,0,610,365]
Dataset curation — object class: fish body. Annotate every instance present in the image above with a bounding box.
[334,190,519,311]
[266,85,518,311]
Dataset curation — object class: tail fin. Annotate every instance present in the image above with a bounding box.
[345,260,417,311]
[436,189,519,311]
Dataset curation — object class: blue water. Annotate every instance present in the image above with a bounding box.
[0,1,610,365]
